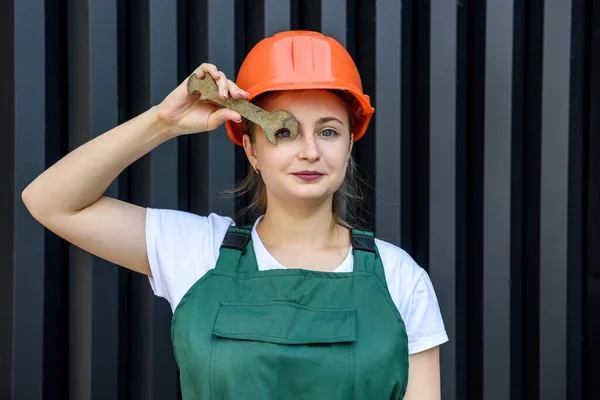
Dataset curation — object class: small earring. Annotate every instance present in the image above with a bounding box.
[253,164,260,174]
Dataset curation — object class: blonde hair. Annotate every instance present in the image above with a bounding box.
[227,90,366,229]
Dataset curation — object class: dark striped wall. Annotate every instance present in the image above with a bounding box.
[2,1,598,399]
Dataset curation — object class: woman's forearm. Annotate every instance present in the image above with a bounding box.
[22,106,176,217]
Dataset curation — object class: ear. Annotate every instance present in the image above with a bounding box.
[242,134,258,167]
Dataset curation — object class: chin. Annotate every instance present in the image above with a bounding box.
[266,176,343,204]
[283,183,339,203]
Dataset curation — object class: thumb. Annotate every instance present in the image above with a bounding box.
[206,108,242,130]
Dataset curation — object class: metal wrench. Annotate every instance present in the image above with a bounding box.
[187,72,299,145]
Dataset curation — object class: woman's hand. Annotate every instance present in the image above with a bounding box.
[156,63,250,135]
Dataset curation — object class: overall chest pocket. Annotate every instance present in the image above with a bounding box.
[210,301,357,400]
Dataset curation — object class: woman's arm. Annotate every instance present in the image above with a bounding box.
[22,64,246,276]
[22,108,175,275]
[403,346,441,400]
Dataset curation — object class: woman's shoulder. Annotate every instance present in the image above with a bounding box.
[373,237,426,292]
[145,208,236,310]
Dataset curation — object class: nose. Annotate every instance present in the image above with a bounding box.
[297,131,320,162]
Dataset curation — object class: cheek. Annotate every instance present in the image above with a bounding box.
[323,143,351,169]
[255,149,293,182]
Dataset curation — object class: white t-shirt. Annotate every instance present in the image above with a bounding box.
[146,208,449,355]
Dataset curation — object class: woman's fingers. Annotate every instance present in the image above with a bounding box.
[191,63,250,100]
[217,71,229,99]
[206,108,242,130]
[229,80,250,99]
[192,63,220,81]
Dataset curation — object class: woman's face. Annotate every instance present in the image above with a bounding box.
[242,89,353,206]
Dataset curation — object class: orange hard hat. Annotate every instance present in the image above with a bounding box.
[225,30,374,146]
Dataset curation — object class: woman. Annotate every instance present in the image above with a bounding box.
[22,31,447,399]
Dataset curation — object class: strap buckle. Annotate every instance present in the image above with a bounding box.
[351,231,376,253]
[221,230,251,251]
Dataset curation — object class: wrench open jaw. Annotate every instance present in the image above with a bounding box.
[187,72,299,145]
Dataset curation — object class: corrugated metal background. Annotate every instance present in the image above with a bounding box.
[1,0,598,399]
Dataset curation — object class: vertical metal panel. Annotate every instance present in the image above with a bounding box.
[149,0,180,205]
[148,1,181,398]
[510,3,527,398]
[88,1,121,398]
[67,0,122,398]
[187,0,209,216]
[66,2,92,397]
[127,0,153,396]
[465,1,487,397]
[566,0,587,397]
[539,1,572,398]
[291,0,319,31]
[43,1,69,396]
[454,2,471,398]
[321,0,347,46]
[374,0,401,245]
[510,2,535,400]
[587,2,600,393]
[0,0,14,398]
[264,0,291,36]
[205,0,236,216]
[518,1,545,397]
[483,1,513,399]
[68,252,92,399]
[429,1,456,399]
[411,0,431,267]
[398,0,414,251]
[12,0,46,398]
[587,2,600,395]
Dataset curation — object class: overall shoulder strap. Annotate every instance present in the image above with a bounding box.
[214,226,257,272]
[351,230,387,284]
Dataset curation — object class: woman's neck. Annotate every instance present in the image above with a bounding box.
[257,197,345,249]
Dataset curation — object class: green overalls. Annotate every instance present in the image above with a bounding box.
[171,226,409,399]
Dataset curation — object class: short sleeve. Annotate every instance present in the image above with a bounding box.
[376,239,449,355]
[145,208,234,312]
[401,270,449,355]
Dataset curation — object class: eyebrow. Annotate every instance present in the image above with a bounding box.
[316,116,345,126]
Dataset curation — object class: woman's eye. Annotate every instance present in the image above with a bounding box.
[276,129,291,138]
[320,129,337,137]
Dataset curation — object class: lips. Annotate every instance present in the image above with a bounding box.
[292,171,324,181]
